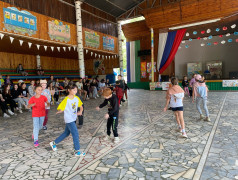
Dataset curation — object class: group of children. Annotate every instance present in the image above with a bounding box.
[165,74,210,138]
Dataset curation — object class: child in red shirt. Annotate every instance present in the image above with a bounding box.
[28,85,50,147]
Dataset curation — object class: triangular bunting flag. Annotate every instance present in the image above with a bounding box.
[99,55,101,58]
[106,56,107,59]
[57,47,60,52]
[86,49,88,54]
[102,55,104,59]
[91,52,93,56]
[63,47,66,51]
[109,56,110,59]
[68,46,71,51]
[10,37,14,43]
[95,53,97,58]
[51,46,54,51]
[0,33,4,40]
[36,44,40,50]
[73,46,76,51]
[28,42,32,48]
[44,46,47,51]
[19,40,23,46]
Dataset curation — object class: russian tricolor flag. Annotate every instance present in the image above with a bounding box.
[157,29,186,74]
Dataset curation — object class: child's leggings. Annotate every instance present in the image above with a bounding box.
[184,87,189,96]
[196,97,209,117]
[43,109,49,126]
[117,96,122,105]
[107,115,118,137]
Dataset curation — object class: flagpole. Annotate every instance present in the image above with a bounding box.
[151,28,154,83]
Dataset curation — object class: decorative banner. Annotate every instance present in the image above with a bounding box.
[147,62,156,73]
[141,62,146,78]
[223,80,238,87]
[185,45,189,48]
[19,40,23,46]
[207,29,211,33]
[197,37,201,40]
[0,33,4,39]
[216,28,220,32]
[103,36,115,51]
[221,40,226,44]
[63,47,66,51]
[95,53,97,58]
[48,20,70,42]
[36,44,40,50]
[105,56,107,59]
[186,32,189,36]
[99,55,101,58]
[85,31,100,49]
[228,39,232,43]
[91,52,93,56]
[51,46,54,51]
[3,7,37,36]
[44,46,47,51]
[57,47,60,52]
[73,46,76,51]
[201,31,205,34]
[226,33,230,37]
[9,36,14,43]
[28,42,32,48]
[109,56,110,59]
[208,35,213,39]
[68,46,71,51]
[86,49,88,54]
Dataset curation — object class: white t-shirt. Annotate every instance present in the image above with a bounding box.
[57,96,83,123]
[76,82,83,90]
[169,93,184,108]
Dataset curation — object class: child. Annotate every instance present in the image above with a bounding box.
[28,85,50,147]
[115,75,124,106]
[164,77,187,138]
[96,88,120,143]
[182,76,190,97]
[192,74,210,121]
[21,83,30,108]
[0,93,12,118]
[28,80,35,98]
[50,85,85,157]
[189,74,197,97]
[0,74,4,92]
[123,80,129,101]
[40,80,51,130]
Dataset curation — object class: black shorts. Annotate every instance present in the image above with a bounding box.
[171,106,183,111]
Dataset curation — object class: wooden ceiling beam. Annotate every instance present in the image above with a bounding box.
[142,0,238,29]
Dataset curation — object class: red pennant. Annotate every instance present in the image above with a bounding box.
[197,37,201,40]
[214,42,218,45]
[223,26,227,30]
[201,31,205,34]
[219,35,223,37]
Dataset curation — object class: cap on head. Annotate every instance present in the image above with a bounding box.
[195,74,202,80]
[40,80,47,84]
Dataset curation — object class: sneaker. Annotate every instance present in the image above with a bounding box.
[96,94,99,97]
[56,102,60,105]
[200,114,205,120]
[16,107,19,110]
[75,151,86,157]
[19,109,23,114]
[7,109,14,115]
[34,140,39,147]
[103,135,110,141]
[50,141,57,151]
[204,117,211,122]
[94,97,97,99]
[114,137,120,143]
[182,133,188,138]
[3,113,10,118]
[43,126,47,130]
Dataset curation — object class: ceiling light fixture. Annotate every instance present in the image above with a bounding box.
[169,18,221,30]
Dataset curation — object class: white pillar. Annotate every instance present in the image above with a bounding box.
[36,55,41,67]
[75,1,85,78]
[117,22,123,76]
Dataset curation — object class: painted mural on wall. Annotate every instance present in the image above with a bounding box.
[103,36,114,51]
[48,20,70,42]
[85,31,100,49]
[223,80,238,87]
[3,7,37,36]
[93,59,105,75]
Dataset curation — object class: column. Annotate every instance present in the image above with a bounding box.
[117,21,124,76]
[151,28,154,82]
[36,55,40,67]
[75,1,85,78]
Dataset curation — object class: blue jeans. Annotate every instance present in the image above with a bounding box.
[33,117,45,141]
[196,97,209,117]
[55,121,80,151]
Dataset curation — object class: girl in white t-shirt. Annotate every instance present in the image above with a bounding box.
[50,85,85,157]
[164,77,187,138]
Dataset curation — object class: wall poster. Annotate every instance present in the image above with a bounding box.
[85,31,100,49]
[187,62,202,79]
[223,80,238,87]
[48,20,70,42]
[103,36,114,51]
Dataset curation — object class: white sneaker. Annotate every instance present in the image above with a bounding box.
[19,109,23,114]
[3,113,10,118]
[96,94,99,97]
[8,109,14,115]
[200,114,205,120]
[204,117,211,122]
[182,133,188,138]
[103,135,110,141]
[114,137,120,143]
[94,97,97,99]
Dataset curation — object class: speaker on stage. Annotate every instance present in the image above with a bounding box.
[161,75,170,82]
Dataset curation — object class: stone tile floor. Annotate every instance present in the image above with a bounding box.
[0,90,237,180]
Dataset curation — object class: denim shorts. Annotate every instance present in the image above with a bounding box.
[171,106,183,111]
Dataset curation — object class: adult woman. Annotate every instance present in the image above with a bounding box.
[3,85,17,115]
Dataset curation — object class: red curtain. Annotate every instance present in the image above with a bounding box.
[159,29,186,74]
